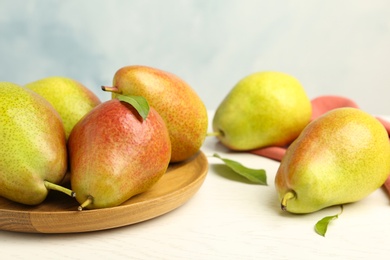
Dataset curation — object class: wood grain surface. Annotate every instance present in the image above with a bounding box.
[0,151,208,234]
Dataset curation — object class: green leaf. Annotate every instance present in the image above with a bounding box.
[314,205,344,237]
[117,94,150,120]
[314,215,337,236]
[212,153,267,185]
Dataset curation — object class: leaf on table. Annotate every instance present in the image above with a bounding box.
[212,153,267,185]
[314,205,344,237]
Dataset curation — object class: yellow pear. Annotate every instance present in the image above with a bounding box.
[212,71,312,151]
[0,82,68,205]
[275,107,390,213]
[102,65,208,162]
[25,76,101,139]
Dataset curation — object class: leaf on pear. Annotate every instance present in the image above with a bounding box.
[117,94,150,120]
[314,205,343,237]
[212,153,267,185]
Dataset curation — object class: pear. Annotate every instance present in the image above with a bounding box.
[68,98,171,210]
[212,71,312,150]
[275,107,390,214]
[0,82,70,205]
[102,65,208,162]
[25,76,101,139]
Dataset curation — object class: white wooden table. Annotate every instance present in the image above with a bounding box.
[2,111,390,260]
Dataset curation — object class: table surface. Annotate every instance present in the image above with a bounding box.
[2,111,390,260]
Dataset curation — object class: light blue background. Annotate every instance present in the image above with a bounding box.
[1,0,389,115]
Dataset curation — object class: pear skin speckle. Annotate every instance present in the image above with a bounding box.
[68,99,172,209]
[212,71,312,151]
[0,82,67,205]
[25,76,101,139]
[109,66,208,163]
[275,107,390,214]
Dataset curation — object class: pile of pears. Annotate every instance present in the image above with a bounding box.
[3,64,389,217]
[0,65,208,210]
[213,71,390,214]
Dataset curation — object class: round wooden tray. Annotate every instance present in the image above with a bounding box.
[0,151,208,234]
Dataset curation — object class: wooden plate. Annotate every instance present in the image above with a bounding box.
[0,151,208,234]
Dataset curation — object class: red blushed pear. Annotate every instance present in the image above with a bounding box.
[275,108,390,214]
[102,65,208,163]
[68,97,171,210]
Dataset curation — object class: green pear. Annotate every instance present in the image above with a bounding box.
[0,82,70,205]
[212,71,312,150]
[102,65,208,162]
[275,107,390,214]
[68,98,171,210]
[25,76,101,139]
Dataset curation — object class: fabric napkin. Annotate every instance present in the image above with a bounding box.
[250,95,390,195]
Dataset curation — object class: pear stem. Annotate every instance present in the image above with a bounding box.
[101,86,121,93]
[207,131,221,137]
[78,195,94,211]
[281,191,296,211]
[44,180,76,197]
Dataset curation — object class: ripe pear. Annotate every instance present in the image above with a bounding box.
[0,82,69,205]
[68,98,171,210]
[102,65,208,162]
[212,71,312,151]
[275,107,390,214]
[25,76,101,139]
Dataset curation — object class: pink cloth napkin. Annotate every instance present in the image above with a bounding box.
[250,95,390,194]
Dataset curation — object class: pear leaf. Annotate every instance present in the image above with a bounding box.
[314,205,343,237]
[117,94,150,120]
[212,153,267,185]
